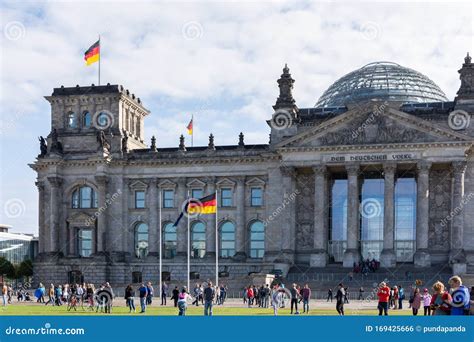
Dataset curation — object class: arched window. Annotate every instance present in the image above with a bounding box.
[220,221,235,258]
[83,111,92,127]
[191,221,206,258]
[163,222,177,259]
[249,221,265,258]
[135,223,149,259]
[71,186,98,208]
[67,112,77,128]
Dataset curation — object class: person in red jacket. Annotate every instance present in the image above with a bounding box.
[377,282,391,315]
[246,286,254,308]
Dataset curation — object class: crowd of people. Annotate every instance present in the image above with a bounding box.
[2,275,473,316]
[375,276,472,316]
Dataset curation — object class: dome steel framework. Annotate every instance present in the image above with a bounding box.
[315,62,448,108]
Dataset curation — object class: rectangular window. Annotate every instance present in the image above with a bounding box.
[135,190,145,208]
[163,190,174,208]
[80,187,92,208]
[250,187,263,206]
[191,189,203,199]
[78,229,92,257]
[220,188,232,207]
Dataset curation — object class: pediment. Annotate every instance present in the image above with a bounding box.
[186,178,206,188]
[245,177,266,186]
[216,178,236,188]
[158,179,177,188]
[278,105,472,149]
[129,180,148,190]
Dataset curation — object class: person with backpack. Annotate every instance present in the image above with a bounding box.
[203,282,215,316]
[377,282,390,316]
[448,276,470,315]
[161,282,168,306]
[335,283,345,316]
[430,281,452,315]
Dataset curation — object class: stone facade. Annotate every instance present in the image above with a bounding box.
[31,55,474,289]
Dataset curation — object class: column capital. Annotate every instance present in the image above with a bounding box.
[345,163,360,176]
[452,161,467,173]
[47,176,63,187]
[95,175,109,186]
[280,166,296,178]
[234,176,246,185]
[312,165,327,176]
[383,162,397,174]
[417,161,432,172]
[35,180,45,190]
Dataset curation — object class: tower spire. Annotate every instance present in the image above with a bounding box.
[455,51,474,101]
[273,63,297,111]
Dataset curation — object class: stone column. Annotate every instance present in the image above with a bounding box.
[234,176,246,260]
[95,175,108,254]
[343,163,361,267]
[122,177,130,258]
[414,161,431,267]
[148,178,158,257]
[47,176,62,254]
[206,178,216,257]
[280,166,296,264]
[176,177,187,256]
[36,181,46,254]
[450,161,467,272]
[380,163,396,267]
[310,165,328,267]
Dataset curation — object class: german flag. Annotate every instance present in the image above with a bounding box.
[186,118,193,135]
[84,40,100,66]
[188,193,216,215]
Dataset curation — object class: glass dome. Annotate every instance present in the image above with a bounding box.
[315,62,448,108]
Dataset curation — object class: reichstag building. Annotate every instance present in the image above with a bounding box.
[32,54,474,287]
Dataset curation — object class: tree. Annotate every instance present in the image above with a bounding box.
[16,259,33,279]
[0,257,16,279]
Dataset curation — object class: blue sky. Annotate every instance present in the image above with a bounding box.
[0,0,473,234]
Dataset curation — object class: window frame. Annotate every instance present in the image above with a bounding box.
[249,220,265,259]
[162,189,174,208]
[134,190,146,209]
[78,228,92,257]
[220,188,233,207]
[191,221,206,259]
[67,111,77,128]
[134,222,149,259]
[163,222,177,259]
[71,186,98,209]
[250,187,263,207]
[220,221,236,258]
[82,111,92,128]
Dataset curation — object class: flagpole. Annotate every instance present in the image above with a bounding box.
[191,114,194,147]
[215,189,218,287]
[98,34,101,85]
[159,188,162,298]
[187,190,190,291]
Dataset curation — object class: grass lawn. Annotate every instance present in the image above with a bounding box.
[0,304,413,316]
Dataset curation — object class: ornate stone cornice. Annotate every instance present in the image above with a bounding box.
[47,176,63,187]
